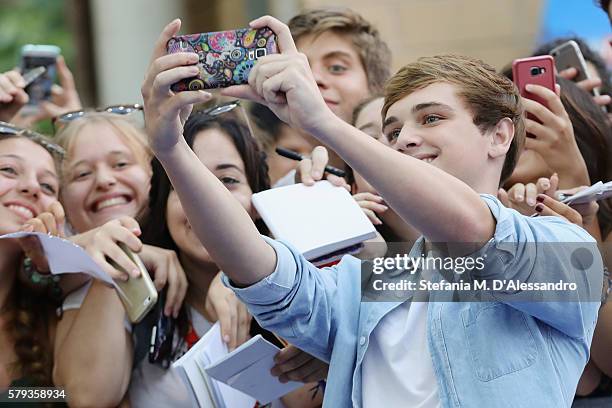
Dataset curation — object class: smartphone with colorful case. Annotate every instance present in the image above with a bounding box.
[166,27,278,91]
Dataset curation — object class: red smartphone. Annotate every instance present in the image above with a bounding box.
[512,55,556,108]
[166,27,278,91]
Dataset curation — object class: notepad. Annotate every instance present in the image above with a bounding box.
[252,180,377,261]
[205,334,303,405]
[172,322,256,408]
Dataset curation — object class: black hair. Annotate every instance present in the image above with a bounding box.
[142,113,270,252]
[135,113,270,363]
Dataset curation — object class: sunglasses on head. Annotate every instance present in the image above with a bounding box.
[0,121,65,161]
[192,99,256,138]
[52,104,144,132]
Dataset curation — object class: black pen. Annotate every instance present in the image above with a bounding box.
[275,147,346,178]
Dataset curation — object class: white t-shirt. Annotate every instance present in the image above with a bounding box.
[361,300,441,408]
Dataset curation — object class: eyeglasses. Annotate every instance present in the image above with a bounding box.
[193,100,257,139]
[52,104,144,132]
[0,121,65,161]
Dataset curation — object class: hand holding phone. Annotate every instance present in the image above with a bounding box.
[513,56,590,188]
[0,70,29,122]
[166,27,278,91]
[111,243,158,323]
[512,55,556,108]
[551,40,610,110]
[20,44,61,108]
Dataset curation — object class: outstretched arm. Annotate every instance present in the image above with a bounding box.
[223,16,495,245]
[141,19,276,286]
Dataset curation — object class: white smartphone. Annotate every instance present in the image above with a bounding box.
[19,44,61,111]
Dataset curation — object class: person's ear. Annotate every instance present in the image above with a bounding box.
[489,117,514,160]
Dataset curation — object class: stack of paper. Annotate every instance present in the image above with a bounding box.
[172,323,256,408]
[561,181,612,205]
[252,180,377,263]
[205,334,303,405]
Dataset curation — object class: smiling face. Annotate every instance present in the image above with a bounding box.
[60,122,151,232]
[166,127,255,264]
[0,137,59,235]
[383,82,503,191]
[296,31,370,123]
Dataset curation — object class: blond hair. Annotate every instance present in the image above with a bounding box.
[383,55,525,185]
[54,113,152,177]
[288,7,391,93]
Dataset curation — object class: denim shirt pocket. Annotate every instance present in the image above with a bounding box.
[461,303,538,382]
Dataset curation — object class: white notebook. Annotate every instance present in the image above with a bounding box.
[252,181,377,260]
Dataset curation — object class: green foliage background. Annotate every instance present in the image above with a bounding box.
[0,0,73,70]
[0,0,73,133]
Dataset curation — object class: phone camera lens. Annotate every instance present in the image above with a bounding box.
[530,67,540,76]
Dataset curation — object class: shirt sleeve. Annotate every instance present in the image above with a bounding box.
[222,235,361,361]
[471,194,602,339]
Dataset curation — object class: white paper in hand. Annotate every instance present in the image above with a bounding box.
[205,335,303,405]
[562,181,612,205]
[0,231,114,285]
[173,322,256,408]
[252,180,376,260]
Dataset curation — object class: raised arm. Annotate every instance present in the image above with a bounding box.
[141,20,276,286]
[223,16,495,244]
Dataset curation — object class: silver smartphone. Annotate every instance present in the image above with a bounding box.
[550,40,600,99]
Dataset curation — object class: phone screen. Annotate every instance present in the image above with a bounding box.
[22,55,57,105]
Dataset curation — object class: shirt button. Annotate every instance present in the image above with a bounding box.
[359,336,366,346]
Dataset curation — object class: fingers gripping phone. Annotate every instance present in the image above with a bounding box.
[19,44,60,107]
[166,27,278,91]
[110,243,158,323]
[550,40,600,98]
[512,55,556,106]
[512,55,556,130]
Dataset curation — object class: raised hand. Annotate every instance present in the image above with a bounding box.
[498,174,559,215]
[295,145,348,188]
[141,19,212,154]
[0,69,28,122]
[18,201,66,273]
[205,272,251,351]
[271,344,329,383]
[222,16,336,136]
[558,67,611,108]
[138,245,188,318]
[521,84,590,188]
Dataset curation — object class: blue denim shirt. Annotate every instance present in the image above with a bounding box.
[224,195,602,407]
